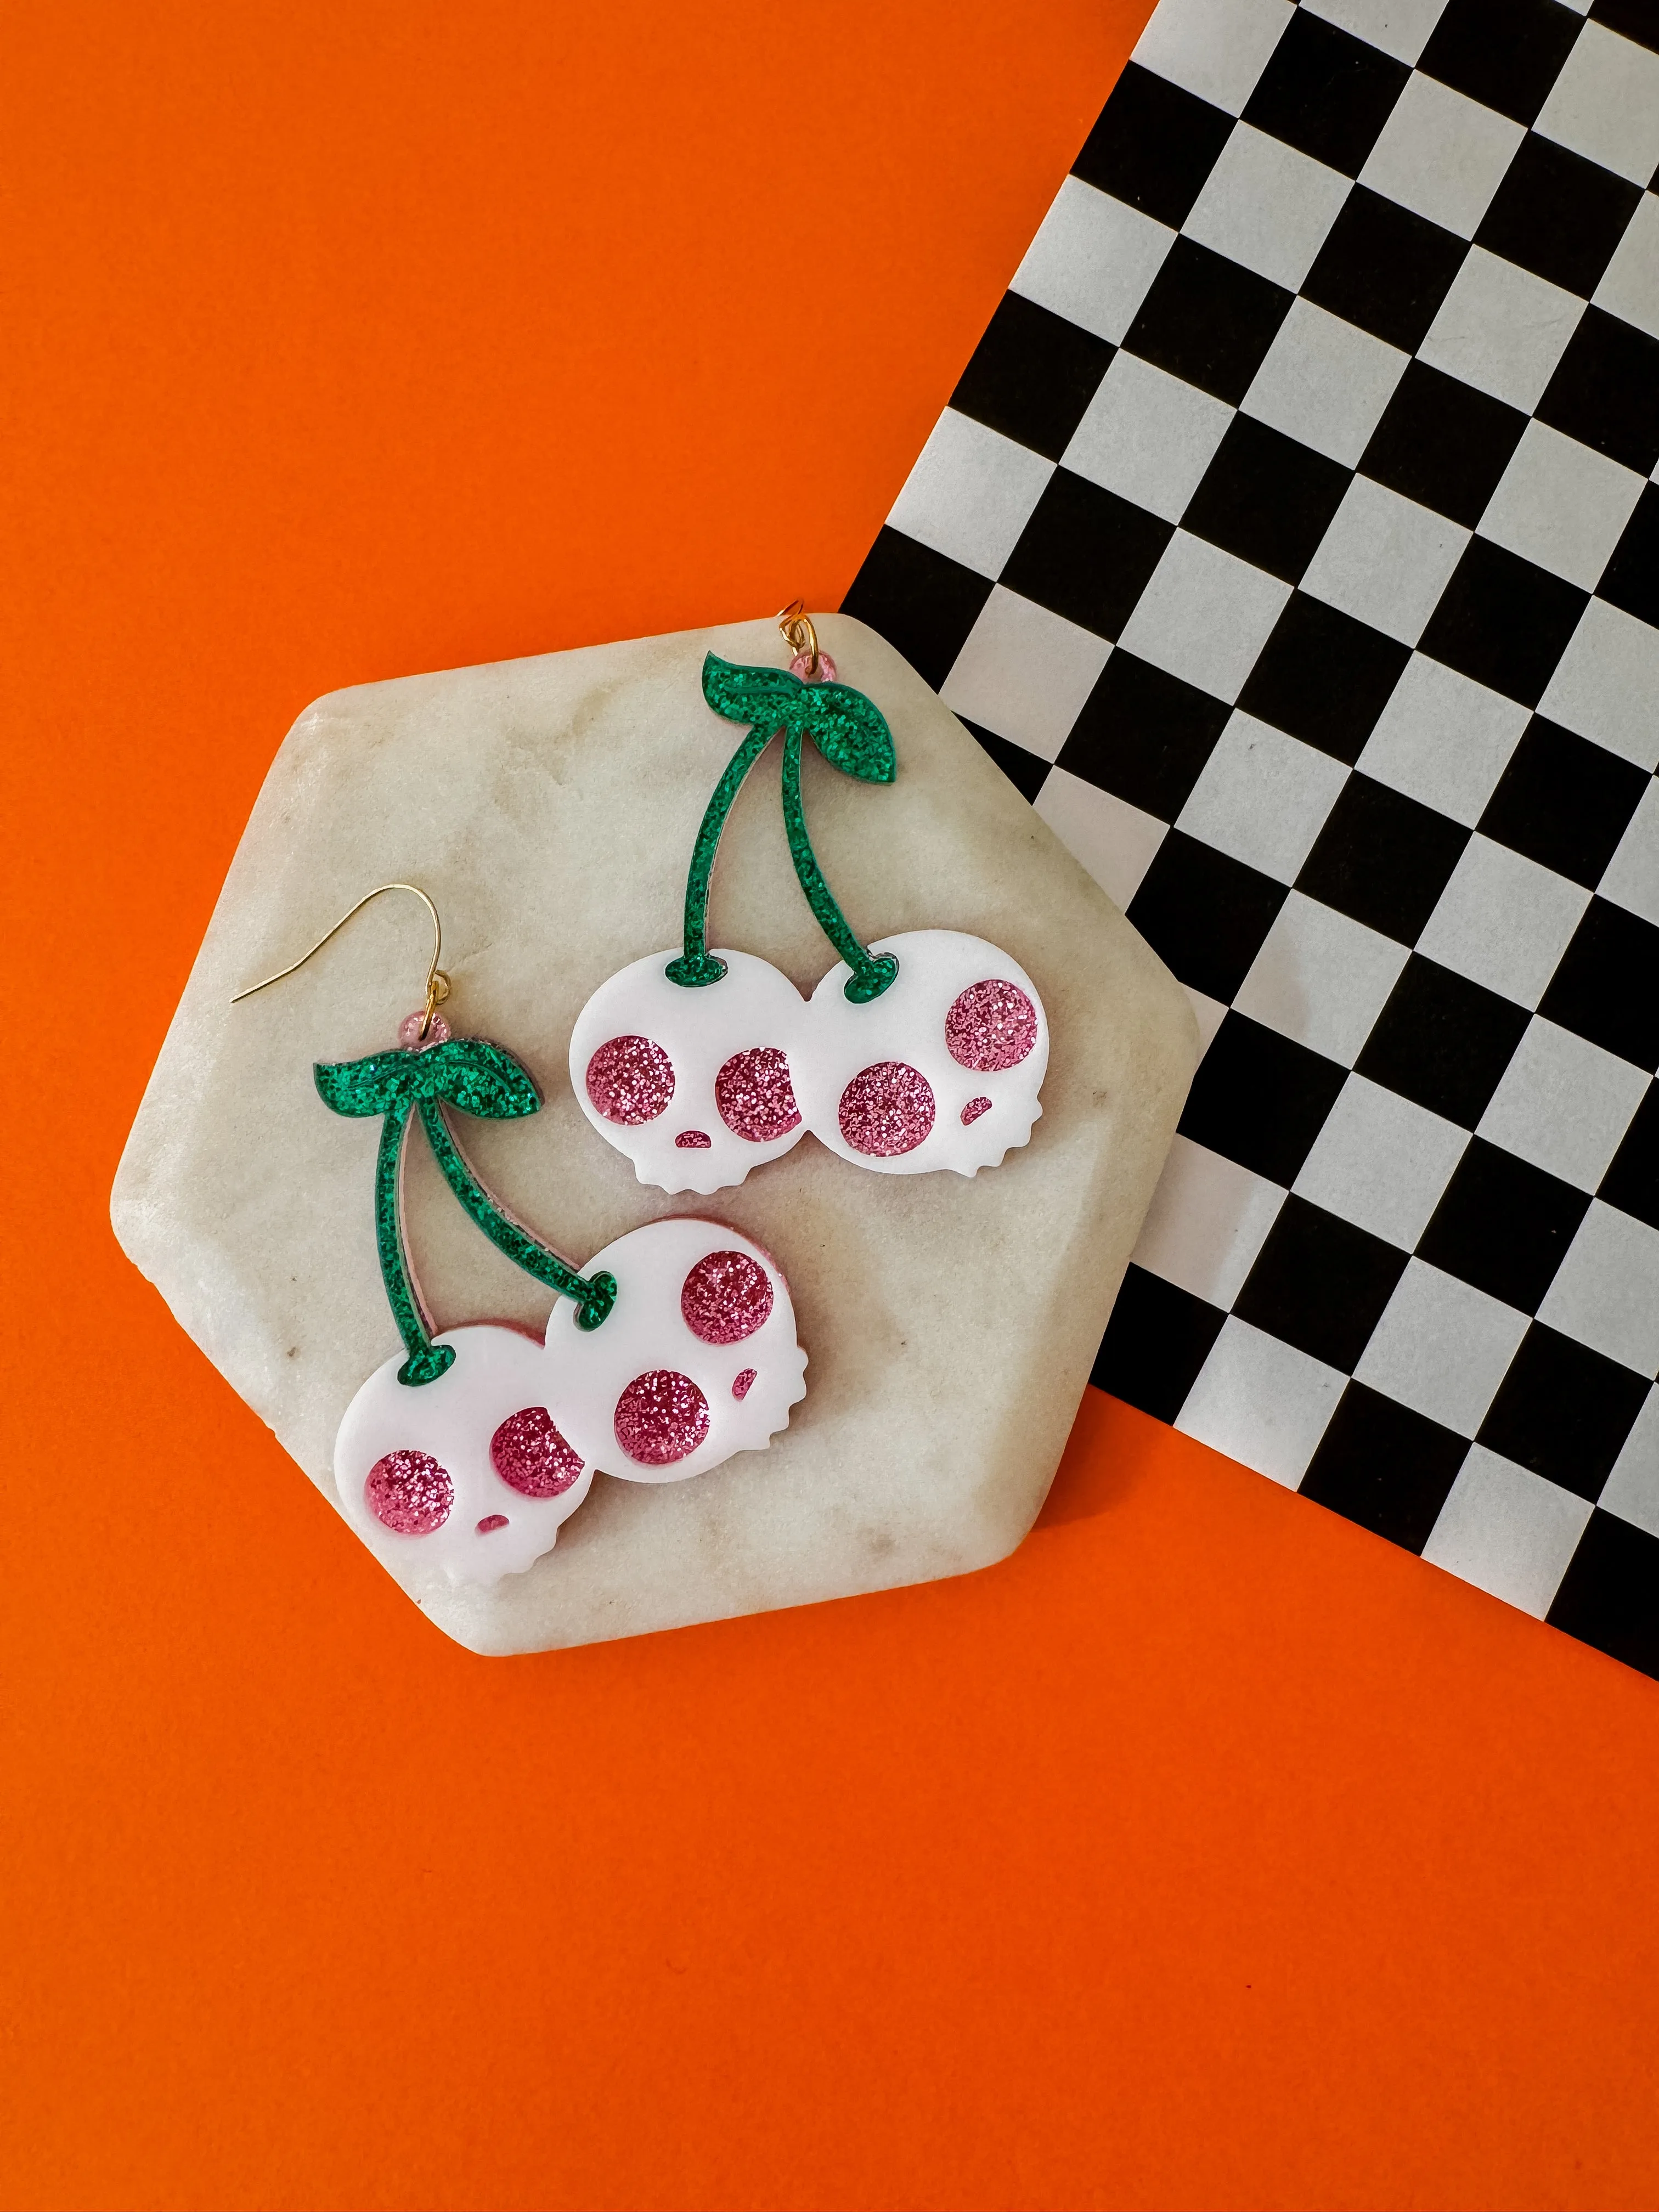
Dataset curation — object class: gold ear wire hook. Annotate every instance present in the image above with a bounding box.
[231,882,452,1037]
[777,597,821,676]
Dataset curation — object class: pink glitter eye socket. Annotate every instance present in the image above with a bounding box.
[732,1368,757,1400]
[838,1060,936,1157]
[675,1130,713,1149]
[715,1045,802,1142]
[586,1034,675,1125]
[945,979,1038,1072]
[681,1249,774,1345]
[365,1449,454,1536]
[490,1405,585,1498]
[961,1096,992,1126]
[613,1370,711,1465]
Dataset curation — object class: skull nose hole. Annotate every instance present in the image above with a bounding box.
[476,1513,509,1534]
[675,1130,713,1149]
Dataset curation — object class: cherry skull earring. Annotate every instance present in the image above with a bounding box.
[233,884,807,1586]
[570,606,1049,1193]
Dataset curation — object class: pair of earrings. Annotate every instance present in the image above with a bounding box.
[235,611,1047,1593]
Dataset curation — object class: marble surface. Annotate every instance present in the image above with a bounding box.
[111,615,1198,1653]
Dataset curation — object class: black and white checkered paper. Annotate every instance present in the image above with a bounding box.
[844,0,1659,1676]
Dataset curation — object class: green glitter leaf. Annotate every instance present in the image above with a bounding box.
[419,1037,541,1120]
[701,654,804,727]
[699,654,895,783]
[313,1051,422,1117]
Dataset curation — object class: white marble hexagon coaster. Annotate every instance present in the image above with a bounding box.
[111,614,1197,1654]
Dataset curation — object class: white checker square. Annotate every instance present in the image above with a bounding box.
[1534,21,1659,188]
[1132,0,1295,114]
[1293,1073,1469,1249]
[1116,530,1292,702]
[1538,1201,1659,1378]
[1538,597,1659,772]
[1300,0,1447,64]
[1241,298,1408,467]
[1357,653,1529,826]
[1476,420,1646,592]
[1034,767,1167,911]
[886,410,1053,579]
[939,587,1111,762]
[1415,834,1591,1007]
[1422,1447,1593,1618]
[1419,248,1585,412]
[1599,777,1659,929]
[1186,986,1229,1059]
[1183,123,1351,291]
[1356,1259,1530,1435]
[1594,193,1659,345]
[1234,891,1411,1064]
[1177,1317,1345,1487]
[1600,1388,1659,1539]
[1011,177,1177,347]
[1359,74,1524,239]
[1132,1135,1286,1308]
[1176,712,1349,883]
[1302,476,1469,645]
[1063,351,1235,523]
[1477,1015,1649,1192]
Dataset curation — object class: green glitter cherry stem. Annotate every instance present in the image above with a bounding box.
[664,723,775,988]
[374,1096,456,1386]
[780,729,898,1004]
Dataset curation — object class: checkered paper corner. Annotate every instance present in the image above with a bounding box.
[843,0,1659,1677]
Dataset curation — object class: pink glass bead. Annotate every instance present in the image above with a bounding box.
[838,1060,935,1156]
[945,979,1038,1072]
[681,1250,774,1345]
[961,1096,992,1126]
[732,1368,757,1400]
[490,1405,585,1498]
[715,1045,802,1142]
[789,650,837,683]
[613,1370,711,1465]
[476,1514,509,1533]
[675,1130,713,1149]
[586,1034,675,1124]
[365,1449,453,1535]
[398,1009,453,1049]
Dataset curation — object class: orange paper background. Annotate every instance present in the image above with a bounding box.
[5,3,1659,2206]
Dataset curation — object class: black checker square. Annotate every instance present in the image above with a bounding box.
[1181,415,1352,585]
[1418,1138,1590,1312]
[1358,361,1529,530]
[1300,1383,1470,1554]
[1598,484,1659,632]
[1477,716,1648,888]
[1072,62,1235,230]
[1539,896,1659,1072]
[1178,1012,1348,1188]
[1476,134,1644,301]
[1240,8,1409,175]
[1056,650,1231,820]
[1418,538,1590,708]
[1296,774,1470,944]
[955,718,1049,804]
[1090,1264,1225,1424]
[1000,471,1173,640]
[1301,188,1467,354]
[1237,594,1409,764]
[1122,238,1294,405]
[1588,0,1659,56]
[1125,832,1289,1005]
[1600,1083,1659,1235]
[950,292,1115,465]
[840,528,991,693]
[1234,1198,1410,1373]
[1536,310,1659,482]
[1356,956,1530,1127]
[1419,0,1585,126]
[1479,1324,1650,1499]
[1549,1509,1659,1683]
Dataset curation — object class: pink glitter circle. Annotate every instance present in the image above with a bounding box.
[490,1405,585,1498]
[614,1370,710,1465]
[586,1034,674,1124]
[681,1250,774,1345]
[732,1368,757,1400]
[365,1449,453,1535]
[398,1009,452,1049]
[675,1130,713,1149]
[838,1061,935,1156]
[945,979,1038,1071]
[789,650,838,683]
[476,1514,509,1533]
[961,1096,992,1126]
[715,1046,802,1142]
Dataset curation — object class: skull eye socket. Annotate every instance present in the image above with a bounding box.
[586,1035,674,1124]
[366,1449,453,1534]
[715,1046,802,1142]
[681,1250,774,1344]
[839,1061,935,1156]
[945,979,1037,1071]
[490,1406,585,1498]
[614,1370,711,1465]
